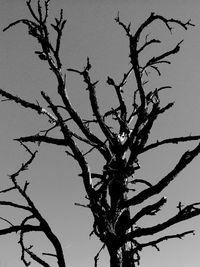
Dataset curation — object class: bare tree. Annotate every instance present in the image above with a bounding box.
[0,1,200,267]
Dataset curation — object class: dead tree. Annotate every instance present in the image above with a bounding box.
[0,1,200,266]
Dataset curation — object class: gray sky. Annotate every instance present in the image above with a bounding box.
[0,0,200,266]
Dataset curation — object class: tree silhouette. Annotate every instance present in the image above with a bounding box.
[0,1,200,266]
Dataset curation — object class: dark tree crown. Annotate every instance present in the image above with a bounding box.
[0,1,199,267]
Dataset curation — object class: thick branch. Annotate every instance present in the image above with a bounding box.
[0,89,57,123]
[123,142,200,207]
[15,135,67,146]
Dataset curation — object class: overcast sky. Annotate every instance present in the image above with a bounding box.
[0,0,200,267]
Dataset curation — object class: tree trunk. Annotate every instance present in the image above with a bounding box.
[107,166,136,267]
[108,244,136,267]
[109,247,123,267]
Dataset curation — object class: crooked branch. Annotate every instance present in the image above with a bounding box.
[142,135,200,153]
